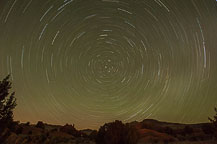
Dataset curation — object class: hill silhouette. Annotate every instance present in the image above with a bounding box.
[0,119,216,144]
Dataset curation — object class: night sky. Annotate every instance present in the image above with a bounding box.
[0,0,217,129]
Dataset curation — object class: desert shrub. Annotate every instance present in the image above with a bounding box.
[209,107,217,138]
[36,121,45,129]
[96,120,138,144]
[25,122,30,126]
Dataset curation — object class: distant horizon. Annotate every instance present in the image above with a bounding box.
[13,116,213,130]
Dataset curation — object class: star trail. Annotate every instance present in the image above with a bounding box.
[0,0,217,129]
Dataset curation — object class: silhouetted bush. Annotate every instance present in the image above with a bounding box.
[96,120,138,144]
[209,107,217,138]
[36,121,45,129]
[25,122,30,126]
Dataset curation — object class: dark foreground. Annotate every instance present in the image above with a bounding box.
[0,119,216,144]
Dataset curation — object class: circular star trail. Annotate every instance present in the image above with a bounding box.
[0,0,217,129]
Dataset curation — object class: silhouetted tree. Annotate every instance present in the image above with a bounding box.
[96,120,138,144]
[125,123,139,144]
[36,121,45,129]
[0,75,17,133]
[209,107,217,138]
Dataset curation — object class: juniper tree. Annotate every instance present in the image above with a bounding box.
[0,75,17,131]
[96,120,138,144]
